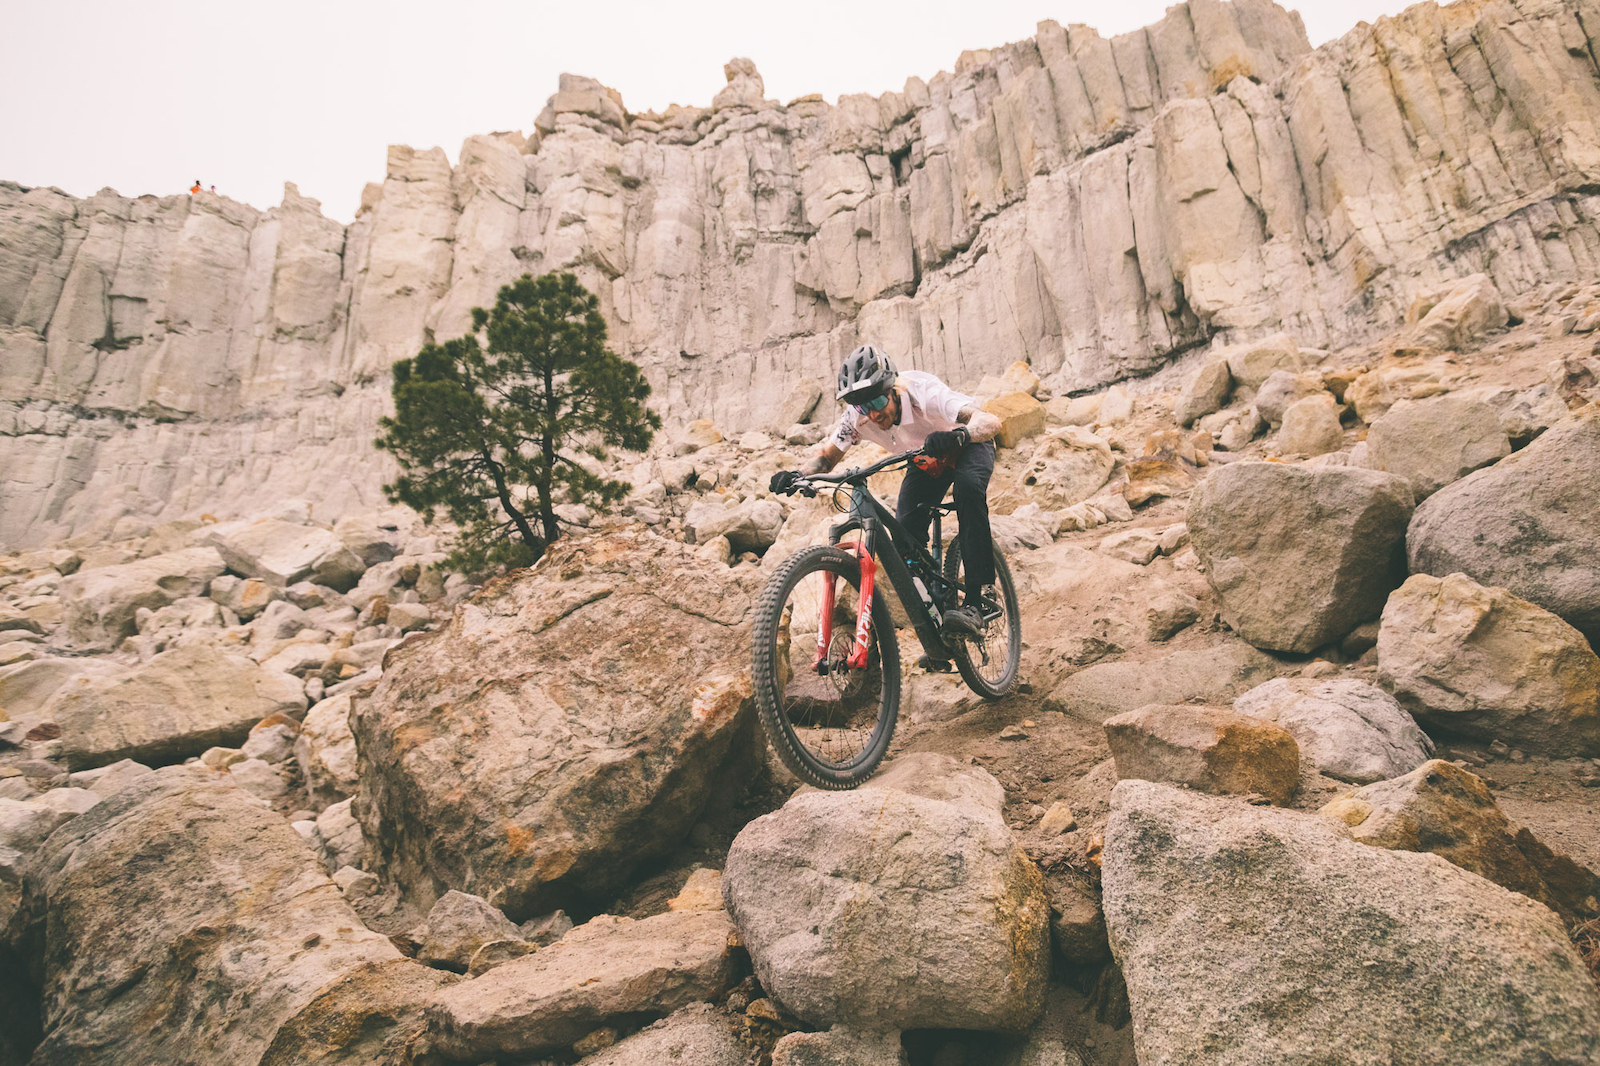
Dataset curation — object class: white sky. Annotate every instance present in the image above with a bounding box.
[3,0,1421,224]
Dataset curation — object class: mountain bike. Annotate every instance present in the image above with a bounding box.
[754,448,1022,789]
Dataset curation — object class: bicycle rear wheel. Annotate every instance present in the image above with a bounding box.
[751,544,901,789]
[942,538,1022,699]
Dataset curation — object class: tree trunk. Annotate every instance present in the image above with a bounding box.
[482,447,543,559]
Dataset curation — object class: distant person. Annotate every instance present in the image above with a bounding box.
[190,179,201,194]
[209,185,215,193]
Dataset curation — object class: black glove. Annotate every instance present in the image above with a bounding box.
[769,470,802,494]
[923,426,970,458]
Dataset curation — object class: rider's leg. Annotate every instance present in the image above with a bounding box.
[895,462,953,557]
[951,442,997,601]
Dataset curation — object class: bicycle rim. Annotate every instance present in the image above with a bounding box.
[751,545,900,789]
[943,539,1022,699]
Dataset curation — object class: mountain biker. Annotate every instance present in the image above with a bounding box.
[769,344,1004,644]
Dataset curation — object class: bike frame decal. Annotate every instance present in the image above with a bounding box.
[848,549,877,669]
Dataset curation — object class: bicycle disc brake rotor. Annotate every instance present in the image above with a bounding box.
[823,630,869,699]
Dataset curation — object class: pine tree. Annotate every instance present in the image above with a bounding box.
[376,272,659,572]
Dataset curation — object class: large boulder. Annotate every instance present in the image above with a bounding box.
[45,644,307,770]
[14,766,400,1066]
[1321,760,1600,925]
[352,533,762,920]
[422,910,740,1061]
[56,546,226,646]
[1103,704,1300,806]
[1173,358,1232,427]
[204,519,366,590]
[1232,677,1434,784]
[0,657,123,719]
[1017,426,1115,508]
[684,497,786,553]
[1376,572,1600,757]
[721,754,1050,1033]
[1407,406,1600,641]
[1363,395,1511,500]
[1104,780,1600,1065]
[1409,273,1508,349]
[259,959,459,1066]
[1188,462,1414,653]
[578,1004,750,1066]
[294,693,360,809]
[1048,640,1282,723]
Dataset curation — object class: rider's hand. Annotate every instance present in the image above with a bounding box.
[923,427,970,458]
[769,470,802,495]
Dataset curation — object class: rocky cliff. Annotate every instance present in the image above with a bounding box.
[7,0,1600,548]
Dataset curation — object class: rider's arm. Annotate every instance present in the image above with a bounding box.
[800,441,845,475]
[955,405,1003,444]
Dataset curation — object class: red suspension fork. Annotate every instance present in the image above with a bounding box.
[814,541,878,671]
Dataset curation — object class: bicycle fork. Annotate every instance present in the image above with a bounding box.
[815,532,878,672]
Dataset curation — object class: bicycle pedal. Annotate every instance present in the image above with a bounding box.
[916,655,952,672]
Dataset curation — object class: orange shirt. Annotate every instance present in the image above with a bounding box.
[190,184,201,194]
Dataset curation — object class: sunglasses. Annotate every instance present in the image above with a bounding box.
[854,392,892,415]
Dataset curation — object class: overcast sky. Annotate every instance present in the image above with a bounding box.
[3,0,1421,223]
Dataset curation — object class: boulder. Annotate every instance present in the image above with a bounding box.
[15,766,400,1066]
[1410,273,1508,349]
[1103,781,1600,1065]
[294,694,360,808]
[1407,406,1600,641]
[577,1003,750,1066]
[56,547,227,646]
[208,574,279,620]
[0,657,124,718]
[1321,759,1600,924]
[1017,426,1114,508]
[1254,370,1326,427]
[1188,462,1414,653]
[1173,359,1232,427]
[722,755,1049,1033]
[47,644,307,771]
[1096,385,1134,424]
[773,1027,908,1066]
[1049,641,1281,723]
[204,519,366,590]
[259,959,459,1066]
[1364,396,1511,500]
[1377,573,1600,757]
[1103,704,1300,806]
[1470,383,1571,445]
[332,515,401,568]
[682,419,725,450]
[1041,864,1109,965]
[983,392,1046,448]
[352,533,761,920]
[777,382,823,427]
[1275,392,1344,456]
[314,798,367,872]
[1097,527,1162,565]
[684,498,785,553]
[410,890,525,972]
[1232,677,1434,784]
[422,910,740,1060]
[1225,333,1302,389]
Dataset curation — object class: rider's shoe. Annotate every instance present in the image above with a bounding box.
[940,605,985,640]
[977,583,1002,622]
[916,654,953,672]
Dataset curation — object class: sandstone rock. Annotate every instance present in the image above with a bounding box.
[1211,405,1265,451]
[1096,385,1133,424]
[65,758,153,796]
[1321,759,1600,924]
[667,867,724,912]
[411,890,525,972]
[422,910,739,1060]
[208,574,279,620]
[772,1027,908,1066]
[1103,704,1299,805]
[57,547,227,647]
[1410,273,1508,349]
[1233,677,1433,784]
[314,798,367,872]
[1377,573,1600,757]
[332,515,400,568]
[45,644,305,770]
[1041,864,1108,966]
[1470,383,1571,446]
[984,391,1046,448]
[1144,583,1201,641]
[466,938,536,976]
[1253,370,1326,427]
[1364,395,1511,500]
[229,756,290,799]
[205,519,366,590]
[777,382,823,427]
[0,789,101,860]
[1103,781,1600,1065]
[1047,395,1102,427]
[1017,426,1114,508]
[1275,392,1344,456]
[682,420,725,451]
[386,601,430,632]
[577,1003,750,1066]
[684,497,785,553]
[1097,527,1161,565]
[259,959,459,1066]
[1188,462,1414,653]
[352,534,760,919]
[16,766,399,1066]
[1121,455,1195,507]
[1407,406,1600,640]
[786,423,827,446]
[295,693,359,808]
[722,757,1049,1033]
[1173,359,1232,427]
[1225,333,1302,389]
[0,657,124,718]
[1050,640,1280,723]
[241,718,299,764]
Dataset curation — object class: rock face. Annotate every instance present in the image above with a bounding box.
[1377,572,1600,757]
[13,766,401,1066]
[9,0,1600,547]
[1103,780,1600,1066]
[722,755,1050,1033]
[351,533,761,920]
[1321,759,1600,925]
[43,643,307,770]
[1408,406,1600,641]
[1233,677,1433,784]
[1188,462,1414,653]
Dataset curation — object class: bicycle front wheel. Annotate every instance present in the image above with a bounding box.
[942,538,1022,699]
[751,544,901,789]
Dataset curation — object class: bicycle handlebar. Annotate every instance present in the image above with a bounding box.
[775,449,926,497]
